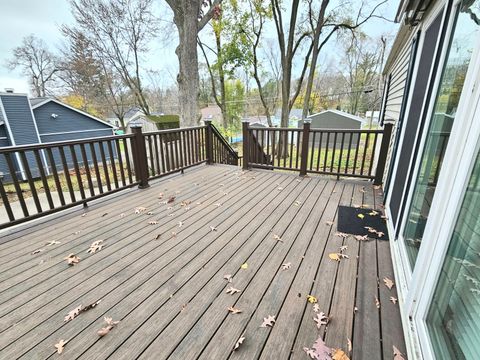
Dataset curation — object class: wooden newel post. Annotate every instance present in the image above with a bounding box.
[242,121,249,170]
[130,124,150,189]
[299,120,311,176]
[374,121,394,185]
[205,120,214,165]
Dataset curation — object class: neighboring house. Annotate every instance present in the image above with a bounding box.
[200,105,222,123]
[297,109,365,148]
[0,91,115,182]
[378,0,480,359]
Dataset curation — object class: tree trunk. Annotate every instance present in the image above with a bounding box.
[173,5,201,127]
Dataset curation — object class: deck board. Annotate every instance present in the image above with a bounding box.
[0,165,406,359]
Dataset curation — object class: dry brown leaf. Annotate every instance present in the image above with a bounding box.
[314,312,329,329]
[146,211,154,215]
[148,220,158,225]
[46,240,61,246]
[304,336,332,360]
[234,332,245,351]
[313,304,320,313]
[31,249,43,255]
[65,253,80,266]
[180,200,191,206]
[167,196,176,203]
[64,305,82,322]
[339,245,348,253]
[210,226,217,232]
[383,277,395,290]
[325,221,334,226]
[273,234,283,242]
[332,348,350,360]
[101,213,108,217]
[369,210,379,216]
[227,306,242,314]
[260,315,276,327]
[226,287,241,295]
[294,200,302,206]
[158,192,164,199]
[282,262,291,270]
[134,206,147,214]
[97,317,120,337]
[335,232,349,238]
[393,346,406,360]
[375,296,380,309]
[55,339,67,354]
[87,240,104,254]
[354,235,369,241]
[154,234,161,240]
[329,253,341,262]
[178,221,184,228]
[171,232,177,238]
[390,296,398,305]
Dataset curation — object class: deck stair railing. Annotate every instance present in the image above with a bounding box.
[242,120,393,184]
[0,121,239,229]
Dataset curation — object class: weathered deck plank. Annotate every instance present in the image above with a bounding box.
[0,166,406,359]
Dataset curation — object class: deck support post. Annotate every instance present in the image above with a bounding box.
[205,120,214,165]
[242,121,249,170]
[299,120,311,176]
[374,121,394,185]
[130,124,150,189]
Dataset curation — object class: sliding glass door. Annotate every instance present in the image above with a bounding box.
[402,0,480,268]
[426,146,480,359]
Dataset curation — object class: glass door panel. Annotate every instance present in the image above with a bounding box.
[403,0,480,267]
[426,144,480,359]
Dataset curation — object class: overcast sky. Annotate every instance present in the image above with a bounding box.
[0,0,400,96]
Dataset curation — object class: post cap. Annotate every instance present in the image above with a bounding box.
[129,119,143,128]
[303,119,312,124]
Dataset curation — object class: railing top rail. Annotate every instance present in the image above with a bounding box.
[248,126,384,134]
[143,125,206,136]
[0,133,135,154]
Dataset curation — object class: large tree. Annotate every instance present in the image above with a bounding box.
[165,0,222,126]
[6,35,59,97]
[64,0,158,115]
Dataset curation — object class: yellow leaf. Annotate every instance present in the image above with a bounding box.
[357,213,365,219]
[240,263,248,269]
[332,348,350,360]
[307,295,317,303]
[329,253,341,261]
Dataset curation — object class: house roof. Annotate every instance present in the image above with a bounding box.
[30,97,115,128]
[308,109,365,123]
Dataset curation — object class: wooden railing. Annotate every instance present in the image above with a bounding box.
[242,121,393,183]
[0,122,239,229]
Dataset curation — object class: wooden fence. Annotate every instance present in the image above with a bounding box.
[0,121,238,229]
[242,121,393,183]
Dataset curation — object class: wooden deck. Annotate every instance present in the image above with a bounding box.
[0,164,406,359]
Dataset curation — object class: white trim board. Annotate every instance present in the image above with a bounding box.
[40,128,114,136]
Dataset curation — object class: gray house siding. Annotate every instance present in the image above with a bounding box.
[0,95,41,180]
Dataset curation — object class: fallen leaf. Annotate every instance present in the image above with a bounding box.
[146,211,154,215]
[335,232,349,238]
[64,305,82,322]
[223,274,233,282]
[171,231,177,238]
[304,336,332,360]
[240,263,248,269]
[32,249,43,255]
[260,315,276,327]
[226,287,241,295]
[65,253,80,266]
[81,213,87,217]
[158,192,164,199]
[354,235,368,241]
[178,221,184,228]
[46,240,61,246]
[339,245,348,253]
[313,304,320,313]
[369,210,379,216]
[376,231,385,238]
[134,206,147,214]
[357,214,365,219]
[383,277,395,290]
[393,346,406,360]
[101,213,108,217]
[314,312,329,328]
[375,296,380,309]
[154,234,161,240]
[332,348,350,360]
[294,200,302,206]
[148,220,158,225]
[167,196,175,203]
[325,221,334,226]
[180,200,191,206]
[210,226,217,232]
[307,295,317,304]
[282,262,291,270]
[329,253,341,262]
[234,333,245,351]
[390,296,398,304]
[347,338,352,352]
[55,339,67,354]
[97,316,120,337]
[228,306,242,314]
[277,187,283,191]
[87,240,104,254]
[273,234,283,242]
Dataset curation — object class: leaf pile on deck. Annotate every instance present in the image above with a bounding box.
[87,240,104,254]
[64,253,80,265]
[64,300,101,322]
[97,316,120,337]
